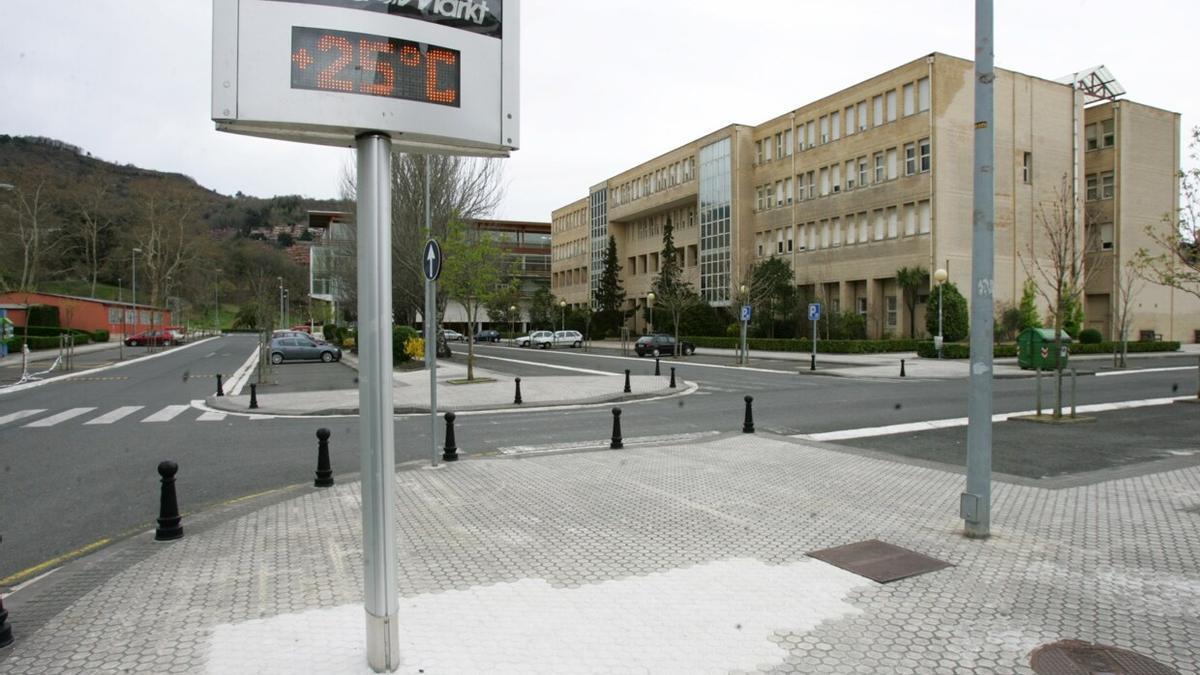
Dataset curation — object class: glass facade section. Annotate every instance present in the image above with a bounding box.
[698,137,732,306]
[589,187,608,309]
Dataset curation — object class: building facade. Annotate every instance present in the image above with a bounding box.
[550,53,1197,342]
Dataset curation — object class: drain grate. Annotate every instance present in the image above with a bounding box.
[805,539,951,583]
[1030,639,1179,674]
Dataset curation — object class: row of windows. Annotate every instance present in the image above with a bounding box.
[1086,171,1115,201]
[610,157,696,209]
[754,76,931,163]
[1085,119,1115,152]
[632,207,697,242]
[755,139,931,210]
[552,267,588,289]
[755,200,932,257]
[626,245,698,277]
[552,237,588,262]
[552,208,587,234]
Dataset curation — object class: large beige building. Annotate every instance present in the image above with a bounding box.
[550,53,1198,342]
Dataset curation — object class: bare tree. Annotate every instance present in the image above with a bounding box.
[1021,175,1098,418]
[441,219,508,380]
[1111,260,1142,368]
[74,178,117,297]
[136,196,195,314]
[1,181,49,292]
[1134,125,1200,301]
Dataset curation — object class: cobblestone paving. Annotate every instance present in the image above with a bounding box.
[2,434,1197,673]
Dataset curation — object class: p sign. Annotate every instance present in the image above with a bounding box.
[808,303,821,322]
[740,305,752,322]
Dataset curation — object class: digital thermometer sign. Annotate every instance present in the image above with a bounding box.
[291,27,460,107]
[212,0,519,155]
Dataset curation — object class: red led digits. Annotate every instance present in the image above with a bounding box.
[359,38,395,96]
[425,49,458,104]
[316,34,353,92]
[398,44,420,67]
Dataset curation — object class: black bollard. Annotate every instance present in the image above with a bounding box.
[900,359,906,378]
[155,461,183,541]
[810,354,816,371]
[655,357,661,376]
[249,383,259,409]
[513,377,523,404]
[0,536,12,648]
[742,395,755,433]
[314,428,334,487]
[669,367,676,389]
[610,407,624,449]
[442,412,459,462]
[216,373,225,396]
[624,369,631,393]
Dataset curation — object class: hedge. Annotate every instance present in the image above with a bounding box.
[915,340,1180,359]
[11,326,93,339]
[683,336,922,354]
[9,335,85,350]
[91,329,110,343]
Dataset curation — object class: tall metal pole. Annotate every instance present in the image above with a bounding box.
[278,277,284,329]
[132,249,140,338]
[937,283,943,358]
[424,157,438,468]
[963,0,995,539]
[356,133,400,671]
[118,277,125,360]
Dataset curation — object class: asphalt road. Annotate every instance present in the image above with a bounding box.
[1,334,1196,583]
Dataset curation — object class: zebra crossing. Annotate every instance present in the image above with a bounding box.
[0,403,233,428]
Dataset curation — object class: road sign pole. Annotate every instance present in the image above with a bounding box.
[355,132,400,671]
[424,158,438,469]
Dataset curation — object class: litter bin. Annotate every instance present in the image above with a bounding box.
[1017,327,1072,370]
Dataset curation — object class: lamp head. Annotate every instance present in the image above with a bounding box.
[933,268,948,284]
[646,292,655,302]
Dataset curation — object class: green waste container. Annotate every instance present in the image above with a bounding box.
[1017,327,1072,370]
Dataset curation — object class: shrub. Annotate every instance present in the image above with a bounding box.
[393,325,419,362]
[1078,328,1103,344]
[322,324,338,342]
[925,282,969,341]
[404,337,424,361]
[27,305,60,327]
[915,340,1179,358]
[91,329,110,343]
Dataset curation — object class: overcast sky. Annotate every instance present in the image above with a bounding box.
[2,1,1196,222]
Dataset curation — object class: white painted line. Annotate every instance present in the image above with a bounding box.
[794,395,1193,441]
[197,411,227,421]
[142,405,191,423]
[471,352,618,376]
[84,406,144,425]
[24,407,97,427]
[475,345,799,376]
[498,431,721,455]
[0,336,221,396]
[0,409,47,426]
[224,346,261,395]
[1095,365,1199,377]
[1,567,60,599]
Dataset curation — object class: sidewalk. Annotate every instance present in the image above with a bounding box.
[208,357,682,415]
[2,431,1195,673]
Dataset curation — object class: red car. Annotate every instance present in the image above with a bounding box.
[124,330,178,347]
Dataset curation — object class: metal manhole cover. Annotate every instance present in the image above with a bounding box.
[805,539,952,583]
[1030,639,1179,675]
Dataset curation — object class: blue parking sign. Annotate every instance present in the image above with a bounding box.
[740,305,752,322]
[808,303,821,321]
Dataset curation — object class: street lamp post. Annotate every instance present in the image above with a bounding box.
[131,248,142,339]
[646,292,655,334]
[933,268,948,358]
[284,288,290,328]
[559,300,567,332]
[118,277,124,359]
[277,277,284,328]
[739,284,749,366]
[509,305,517,345]
[214,268,222,335]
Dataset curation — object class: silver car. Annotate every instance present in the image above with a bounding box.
[269,336,342,364]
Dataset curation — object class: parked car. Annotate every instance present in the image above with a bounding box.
[165,326,187,344]
[517,330,554,347]
[634,334,695,357]
[268,336,342,364]
[534,330,583,349]
[124,330,177,347]
[473,329,501,342]
[442,329,465,342]
[273,329,332,345]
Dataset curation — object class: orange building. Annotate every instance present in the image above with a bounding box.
[0,292,171,335]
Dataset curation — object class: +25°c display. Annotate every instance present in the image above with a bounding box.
[291,26,461,107]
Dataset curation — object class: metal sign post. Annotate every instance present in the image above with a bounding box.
[808,303,821,371]
[739,304,751,365]
[356,133,400,670]
[423,234,442,468]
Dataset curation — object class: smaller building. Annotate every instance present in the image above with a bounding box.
[0,291,171,335]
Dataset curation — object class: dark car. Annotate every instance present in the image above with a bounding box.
[269,336,342,364]
[473,329,501,342]
[634,334,695,357]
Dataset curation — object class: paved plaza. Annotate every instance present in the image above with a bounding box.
[2,431,1197,673]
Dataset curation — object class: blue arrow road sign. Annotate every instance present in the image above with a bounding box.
[808,303,821,321]
[423,239,442,281]
[740,305,752,322]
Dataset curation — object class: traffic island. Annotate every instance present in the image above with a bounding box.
[1006,413,1096,425]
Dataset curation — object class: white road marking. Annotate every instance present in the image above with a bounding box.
[24,407,97,427]
[470,352,617,376]
[84,406,144,425]
[0,336,221,396]
[794,395,1193,441]
[142,405,191,423]
[224,345,261,395]
[197,411,227,421]
[0,409,47,426]
[475,345,801,376]
[1094,365,1199,377]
